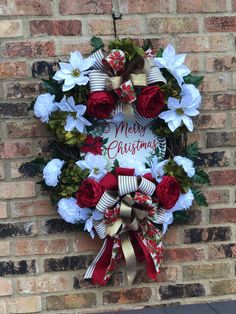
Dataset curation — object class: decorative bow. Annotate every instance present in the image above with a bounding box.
[84,172,164,285]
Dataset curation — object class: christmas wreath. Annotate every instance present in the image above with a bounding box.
[20,38,210,285]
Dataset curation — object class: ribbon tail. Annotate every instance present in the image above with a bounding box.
[84,237,114,286]
[120,232,137,285]
[132,231,160,281]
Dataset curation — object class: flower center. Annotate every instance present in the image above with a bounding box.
[72,69,81,77]
[93,167,100,174]
[176,108,184,115]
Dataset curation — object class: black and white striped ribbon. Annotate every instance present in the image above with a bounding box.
[89,49,106,71]
[118,176,138,196]
[94,220,107,239]
[96,191,118,212]
[133,104,153,127]
[84,237,108,279]
[139,177,156,196]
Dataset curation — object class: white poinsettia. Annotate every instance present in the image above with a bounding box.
[150,156,168,183]
[181,84,201,108]
[174,156,195,177]
[154,44,190,86]
[57,97,91,133]
[84,210,104,238]
[76,153,107,182]
[158,95,200,132]
[58,197,91,224]
[119,160,150,176]
[53,51,95,92]
[34,93,57,123]
[43,159,64,187]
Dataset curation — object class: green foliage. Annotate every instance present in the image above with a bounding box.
[173,211,188,224]
[156,48,164,57]
[90,36,104,52]
[19,157,47,177]
[192,169,210,185]
[42,76,63,101]
[192,188,208,206]
[184,73,204,87]
[185,141,199,161]
[108,38,144,61]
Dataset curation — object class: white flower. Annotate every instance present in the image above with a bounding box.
[174,156,195,177]
[169,189,194,212]
[150,156,168,183]
[58,197,91,224]
[43,158,64,187]
[154,44,190,86]
[53,51,95,92]
[181,84,201,108]
[84,210,104,238]
[162,211,174,235]
[159,95,199,132]
[58,97,91,133]
[76,153,107,182]
[34,93,57,123]
[119,160,150,176]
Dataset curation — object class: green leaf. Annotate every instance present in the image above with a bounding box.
[192,188,208,206]
[184,73,204,87]
[90,36,104,52]
[103,138,108,145]
[156,48,164,57]
[42,76,63,101]
[185,142,199,160]
[192,169,210,185]
[173,211,188,224]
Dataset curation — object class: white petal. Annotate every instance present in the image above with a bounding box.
[184,108,199,116]
[64,115,77,131]
[74,75,89,85]
[59,62,72,73]
[163,44,176,61]
[79,57,96,72]
[182,115,193,131]
[53,70,65,81]
[167,97,181,110]
[175,64,191,77]
[70,51,83,68]
[153,58,167,68]
[159,110,177,122]
[62,82,75,92]
[168,117,181,132]
[173,53,186,66]
[76,105,87,116]
[64,75,75,86]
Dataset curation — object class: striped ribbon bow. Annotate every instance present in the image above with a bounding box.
[84,175,164,285]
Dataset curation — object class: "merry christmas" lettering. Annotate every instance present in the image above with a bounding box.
[104,121,146,139]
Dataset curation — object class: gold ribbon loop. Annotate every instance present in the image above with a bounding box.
[120,233,137,285]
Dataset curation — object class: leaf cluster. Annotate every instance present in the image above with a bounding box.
[108,38,144,61]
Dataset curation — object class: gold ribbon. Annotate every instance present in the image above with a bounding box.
[120,232,137,285]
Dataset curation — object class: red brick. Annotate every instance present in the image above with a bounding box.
[0,0,52,15]
[147,17,199,34]
[59,0,112,15]
[4,82,42,99]
[183,263,230,280]
[46,293,96,310]
[202,73,229,92]
[196,113,226,129]
[11,199,54,217]
[89,17,143,36]
[0,242,11,256]
[0,142,32,158]
[203,94,236,110]
[30,20,82,36]
[231,112,236,128]
[0,202,7,218]
[163,227,180,245]
[211,279,236,295]
[209,243,236,259]
[3,41,55,58]
[0,161,5,180]
[7,120,48,138]
[205,55,236,72]
[0,278,12,296]
[176,35,228,52]
[233,0,236,11]
[15,239,69,256]
[164,248,204,262]
[134,267,178,284]
[0,20,23,38]
[205,189,230,204]
[209,170,236,186]
[3,296,42,313]
[177,0,226,13]
[103,287,152,304]
[210,208,236,223]
[0,181,35,199]
[17,274,70,294]
[73,233,103,253]
[119,0,171,13]
[206,132,236,148]
[0,62,27,78]
[10,161,23,179]
[185,54,201,71]
[61,42,92,55]
[205,16,236,32]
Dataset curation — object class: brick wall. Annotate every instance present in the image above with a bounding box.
[0,0,235,313]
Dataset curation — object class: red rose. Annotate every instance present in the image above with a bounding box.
[80,135,103,155]
[76,178,103,208]
[136,86,165,118]
[88,92,115,119]
[156,176,180,209]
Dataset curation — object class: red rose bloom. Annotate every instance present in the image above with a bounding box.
[156,176,180,210]
[136,86,165,118]
[80,135,103,155]
[76,178,103,208]
[87,92,115,119]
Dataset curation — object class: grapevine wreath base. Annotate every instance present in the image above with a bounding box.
[20,38,209,285]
